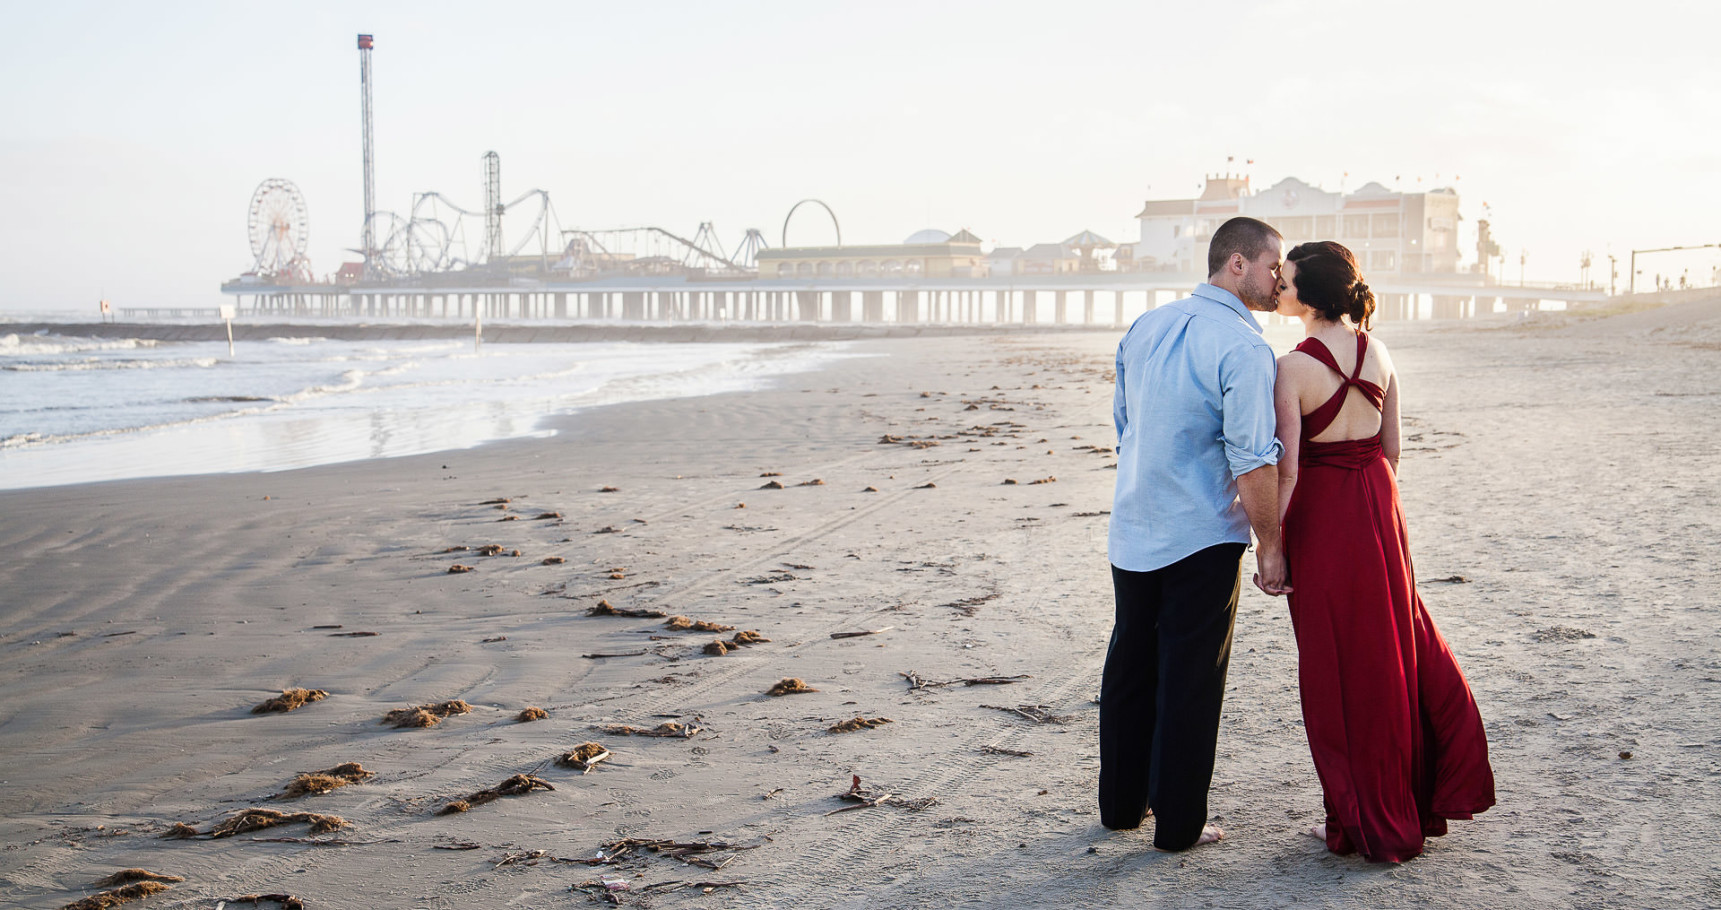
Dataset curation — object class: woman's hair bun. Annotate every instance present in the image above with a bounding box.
[1348,280,1375,329]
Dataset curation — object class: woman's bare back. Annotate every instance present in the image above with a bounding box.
[1286,330,1395,443]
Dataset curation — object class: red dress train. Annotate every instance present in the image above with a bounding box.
[1282,333,1496,863]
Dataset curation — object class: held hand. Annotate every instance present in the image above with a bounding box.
[1251,544,1292,596]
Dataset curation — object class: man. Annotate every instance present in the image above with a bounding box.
[1101,216,1289,851]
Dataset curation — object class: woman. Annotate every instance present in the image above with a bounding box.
[1273,241,1496,863]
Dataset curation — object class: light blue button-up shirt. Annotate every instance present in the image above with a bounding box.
[1108,283,1282,572]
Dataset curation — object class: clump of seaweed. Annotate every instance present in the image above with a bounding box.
[541,556,565,565]
[598,721,700,738]
[516,706,548,722]
[703,639,732,656]
[557,742,611,773]
[92,871,183,888]
[586,600,666,619]
[532,512,562,520]
[382,700,472,728]
[760,480,786,490]
[829,716,893,734]
[60,881,173,910]
[438,774,554,815]
[201,808,346,838]
[280,762,374,798]
[767,678,817,696]
[729,630,770,645]
[664,615,734,633]
[447,564,475,574]
[161,823,198,839]
[229,895,304,910]
[251,688,327,715]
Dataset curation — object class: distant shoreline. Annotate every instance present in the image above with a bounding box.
[3,320,1114,344]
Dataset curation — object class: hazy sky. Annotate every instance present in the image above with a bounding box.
[2,0,1716,311]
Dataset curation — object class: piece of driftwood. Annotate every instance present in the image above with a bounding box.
[901,671,1031,691]
[637,880,747,894]
[583,650,649,659]
[594,837,759,870]
[829,627,893,639]
[826,774,937,815]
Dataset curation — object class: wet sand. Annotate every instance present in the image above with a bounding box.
[2,304,1718,908]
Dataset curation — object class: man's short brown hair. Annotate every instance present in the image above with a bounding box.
[1207,217,1283,277]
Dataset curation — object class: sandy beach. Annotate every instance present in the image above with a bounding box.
[3,302,1719,909]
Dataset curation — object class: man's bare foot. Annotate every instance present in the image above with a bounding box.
[1152,825,1223,851]
[1305,823,1326,840]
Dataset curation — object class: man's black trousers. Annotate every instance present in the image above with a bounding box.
[1099,542,1244,850]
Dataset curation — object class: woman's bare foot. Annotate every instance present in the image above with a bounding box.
[1305,823,1326,841]
[1153,825,1223,851]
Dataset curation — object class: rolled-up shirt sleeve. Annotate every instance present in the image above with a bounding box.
[1113,343,1128,439]
[1219,343,1283,478]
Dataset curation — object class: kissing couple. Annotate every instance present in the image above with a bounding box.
[1102,216,1496,863]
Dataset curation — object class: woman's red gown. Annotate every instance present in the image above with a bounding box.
[1283,333,1496,863]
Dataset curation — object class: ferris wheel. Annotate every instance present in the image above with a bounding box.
[247,178,310,277]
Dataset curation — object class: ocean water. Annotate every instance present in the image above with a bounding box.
[0,330,851,490]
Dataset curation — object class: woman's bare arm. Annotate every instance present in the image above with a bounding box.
[1379,345,1401,474]
[1274,354,1304,523]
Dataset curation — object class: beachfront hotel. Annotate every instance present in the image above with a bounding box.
[1126,175,1463,275]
